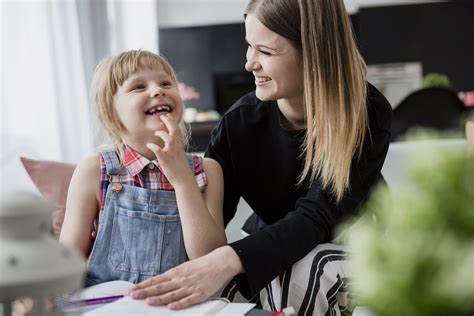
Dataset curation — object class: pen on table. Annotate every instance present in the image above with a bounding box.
[68,294,125,307]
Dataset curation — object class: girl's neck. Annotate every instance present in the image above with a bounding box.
[277,96,306,130]
[122,138,163,161]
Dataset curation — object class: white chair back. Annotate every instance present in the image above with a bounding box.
[381,139,467,188]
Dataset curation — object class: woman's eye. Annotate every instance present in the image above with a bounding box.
[260,50,272,56]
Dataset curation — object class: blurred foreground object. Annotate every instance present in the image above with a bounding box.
[346,138,474,316]
[0,192,85,315]
[467,121,474,154]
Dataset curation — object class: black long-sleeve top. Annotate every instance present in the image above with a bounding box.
[205,83,392,298]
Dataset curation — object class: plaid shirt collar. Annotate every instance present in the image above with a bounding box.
[121,144,160,176]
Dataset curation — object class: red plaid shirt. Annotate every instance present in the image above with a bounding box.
[98,145,208,212]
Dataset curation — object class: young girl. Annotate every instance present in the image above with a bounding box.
[59,50,226,286]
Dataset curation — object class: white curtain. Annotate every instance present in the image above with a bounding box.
[1,1,93,163]
[0,0,158,195]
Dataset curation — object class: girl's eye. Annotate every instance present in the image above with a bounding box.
[161,81,172,87]
[131,85,145,91]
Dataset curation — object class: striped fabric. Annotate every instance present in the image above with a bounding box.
[220,243,355,316]
[260,243,354,316]
[98,144,208,212]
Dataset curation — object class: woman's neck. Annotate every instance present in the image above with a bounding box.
[277,96,306,130]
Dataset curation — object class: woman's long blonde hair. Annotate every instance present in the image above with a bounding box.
[245,0,368,202]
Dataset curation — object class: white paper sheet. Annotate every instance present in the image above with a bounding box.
[84,296,255,316]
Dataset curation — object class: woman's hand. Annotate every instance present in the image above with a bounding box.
[128,246,243,310]
[146,114,192,188]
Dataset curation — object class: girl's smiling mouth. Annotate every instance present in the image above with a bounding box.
[145,105,172,115]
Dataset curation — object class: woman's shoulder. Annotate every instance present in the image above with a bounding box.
[227,91,260,109]
[218,91,276,130]
[367,82,393,133]
[224,91,272,117]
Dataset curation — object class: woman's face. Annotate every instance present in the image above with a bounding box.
[245,14,304,103]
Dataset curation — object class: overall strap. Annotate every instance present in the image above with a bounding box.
[186,155,195,173]
[100,150,122,176]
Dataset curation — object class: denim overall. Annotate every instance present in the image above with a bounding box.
[86,150,203,286]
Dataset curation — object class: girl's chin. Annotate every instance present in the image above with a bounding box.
[146,121,166,131]
[146,113,182,124]
[147,113,168,121]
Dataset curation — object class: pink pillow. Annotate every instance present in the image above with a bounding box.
[20,157,76,237]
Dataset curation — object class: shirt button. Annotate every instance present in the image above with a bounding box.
[147,164,155,170]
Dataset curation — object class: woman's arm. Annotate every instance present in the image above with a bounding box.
[59,155,100,258]
[129,245,243,309]
[147,114,226,259]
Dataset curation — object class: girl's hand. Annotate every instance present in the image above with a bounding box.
[146,114,192,187]
[128,246,243,310]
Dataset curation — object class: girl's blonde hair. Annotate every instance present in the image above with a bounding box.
[91,49,189,150]
[245,0,368,202]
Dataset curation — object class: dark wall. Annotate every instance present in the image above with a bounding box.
[355,1,474,92]
[159,23,248,111]
[159,1,474,112]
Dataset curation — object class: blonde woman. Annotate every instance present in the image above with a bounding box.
[130,1,392,315]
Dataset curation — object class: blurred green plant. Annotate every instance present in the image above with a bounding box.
[422,73,451,89]
[344,139,474,316]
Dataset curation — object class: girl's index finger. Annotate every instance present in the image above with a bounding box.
[160,114,179,135]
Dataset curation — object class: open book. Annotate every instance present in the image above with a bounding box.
[63,280,255,315]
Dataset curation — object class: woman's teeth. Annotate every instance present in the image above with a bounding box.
[256,76,271,83]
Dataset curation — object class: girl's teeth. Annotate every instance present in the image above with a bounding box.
[146,106,171,115]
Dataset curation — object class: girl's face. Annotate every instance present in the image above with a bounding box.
[245,14,304,104]
[114,65,182,145]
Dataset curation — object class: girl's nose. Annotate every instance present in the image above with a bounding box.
[150,86,164,97]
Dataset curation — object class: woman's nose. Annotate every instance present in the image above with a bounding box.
[245,50,260,72]
[245,58,261,72]
[245,59,253,72]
